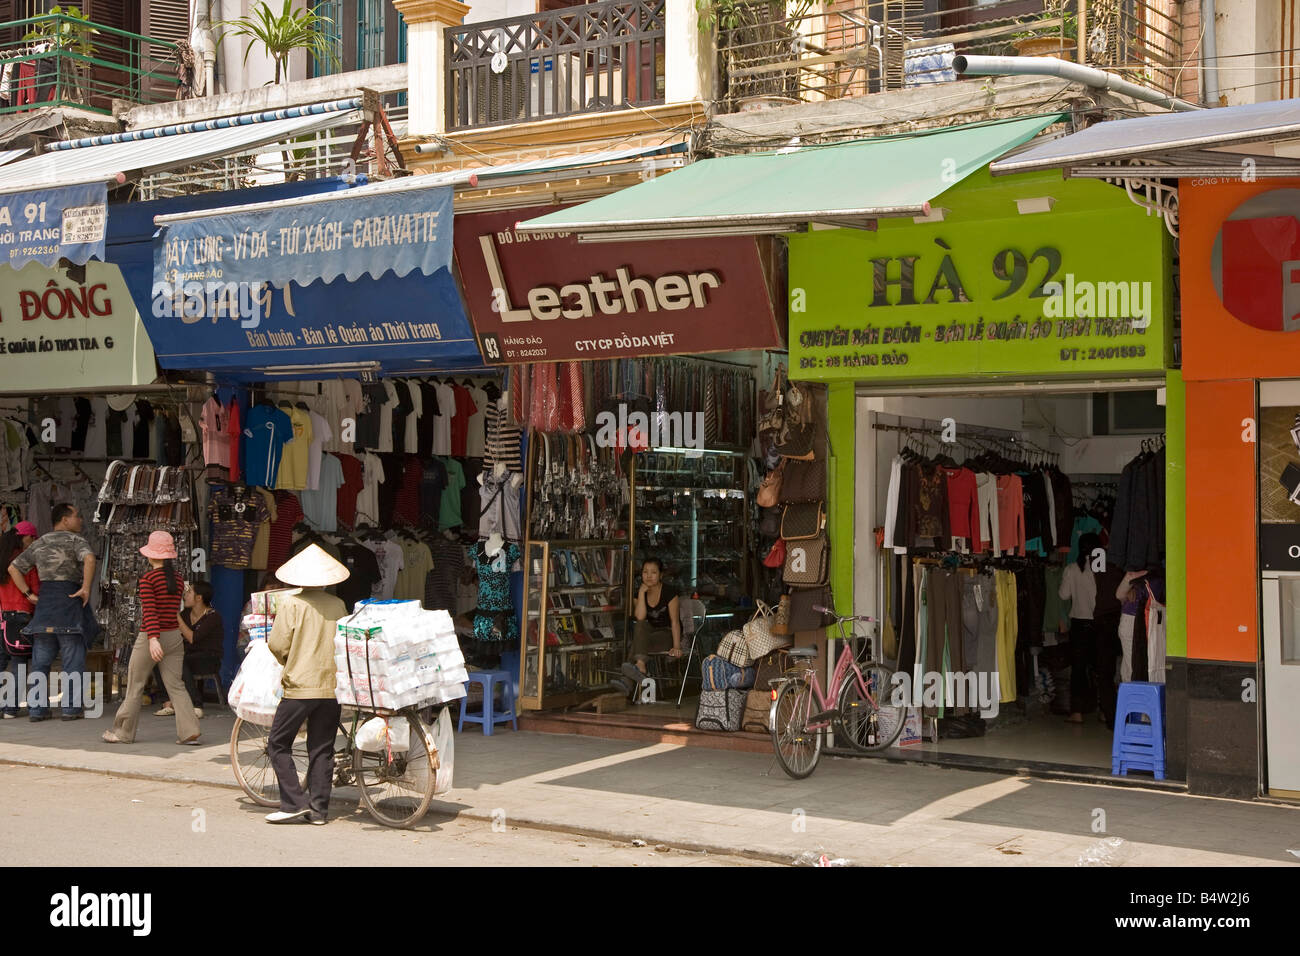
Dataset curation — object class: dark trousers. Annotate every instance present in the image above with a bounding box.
[28,630,87,718]
[1068,618,1098,714]
[184,652,223,707]
[1094,612,1122,728]
[267,697,341,818]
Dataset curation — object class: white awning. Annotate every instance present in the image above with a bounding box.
[0,108,359,195]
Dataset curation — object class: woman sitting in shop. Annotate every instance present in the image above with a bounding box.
[103,531,200,746]
[1059,532,1102,725]
[621,557,682,691]
[154,580,224,721]
[0,522,39,718]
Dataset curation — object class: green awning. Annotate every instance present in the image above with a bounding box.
[517,113,1066,238]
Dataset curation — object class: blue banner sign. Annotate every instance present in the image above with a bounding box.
[152,184,454,287]
[0,183,107,268]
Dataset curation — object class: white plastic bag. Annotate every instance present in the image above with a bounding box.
[354,716,410,753]
[232,640,284,727]
[433,707,454,794]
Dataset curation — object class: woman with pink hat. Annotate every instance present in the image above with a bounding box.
[103,531,201,745]
[0,522,39,718]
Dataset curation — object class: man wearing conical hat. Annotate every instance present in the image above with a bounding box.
[265,544,349,825]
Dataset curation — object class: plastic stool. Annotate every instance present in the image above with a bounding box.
[195,672,226,706]
[458,669,517,735]
[1111,681,1166,779]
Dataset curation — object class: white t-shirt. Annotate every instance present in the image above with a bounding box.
[1058,563,1098,621]
[356,452,385,525]
[433,382,455,456]
[377,381,397,454]
[306,410,332,491]
[82,398,108,460]
[405,378,422,454]
[466,386,488,458]
[365,538,406,600]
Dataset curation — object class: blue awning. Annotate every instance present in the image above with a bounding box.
[1,182,107,268]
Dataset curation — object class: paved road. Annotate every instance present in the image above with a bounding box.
[0,764,775,867]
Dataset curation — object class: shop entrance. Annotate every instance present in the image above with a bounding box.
[857,382,1169,776]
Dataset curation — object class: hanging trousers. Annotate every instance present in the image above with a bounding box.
[926,569,963,676]
[960,573,999,687]
[994,571,1018,703]
[268,696,342,818]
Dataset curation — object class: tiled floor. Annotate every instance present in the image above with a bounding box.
[915,713,1115,768]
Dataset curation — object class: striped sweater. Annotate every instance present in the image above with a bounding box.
[138,568,182,641]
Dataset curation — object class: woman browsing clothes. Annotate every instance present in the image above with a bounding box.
[103,531,200,746]
[0,522,39,718]
[1059,532,1101,725]
[621,557,681,692]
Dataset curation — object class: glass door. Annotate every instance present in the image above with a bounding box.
[1263,573,1300,793]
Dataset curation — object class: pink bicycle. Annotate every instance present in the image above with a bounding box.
[768,604,906,779]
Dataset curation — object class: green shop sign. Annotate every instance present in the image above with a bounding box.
[788,181,1171,381]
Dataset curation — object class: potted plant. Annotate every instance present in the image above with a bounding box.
[1011,1,1076,60]
[23,5,99,106]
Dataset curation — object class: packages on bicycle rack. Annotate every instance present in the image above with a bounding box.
[334,604,469,710]
[240,588,297,645]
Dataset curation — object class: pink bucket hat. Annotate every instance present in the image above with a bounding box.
[14,521,37,537]
[139,530,178,560]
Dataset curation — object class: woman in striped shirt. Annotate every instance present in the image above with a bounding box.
[104,531,201,745]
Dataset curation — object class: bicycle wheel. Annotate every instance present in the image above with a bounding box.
[836,662,907,752]
[771,677,822,779]
[229,717,310,808]
[353,710,437,828]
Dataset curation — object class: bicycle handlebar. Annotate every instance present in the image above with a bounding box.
[813,604,876,623]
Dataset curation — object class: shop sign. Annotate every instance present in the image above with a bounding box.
[453,206,779,364]
[1260,405,1300,571]
[152,185,454,288]
[0,261,156,391]
[0,183,107,269]
[788,207,1169,381]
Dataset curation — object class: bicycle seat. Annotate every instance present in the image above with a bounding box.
[786,646,818,659]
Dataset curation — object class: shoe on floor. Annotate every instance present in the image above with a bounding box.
[155,705,175,717]
[29,714,49,723]
[265,809,311,824]
[308,815,328,826]
[1,712,17,719]
[194,707,204,719]
[61,713,84,721]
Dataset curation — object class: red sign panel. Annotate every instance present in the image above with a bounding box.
[453,205,780,364]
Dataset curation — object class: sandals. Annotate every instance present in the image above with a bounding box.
[178,735,201,746]
[102,731,127,744]
[154,705,176,717]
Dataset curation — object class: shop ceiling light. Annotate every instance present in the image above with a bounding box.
[255,361,381,376]
[1015,196,1056,215]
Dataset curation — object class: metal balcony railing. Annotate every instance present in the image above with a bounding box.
[718,0,1182,113]
[446,0,667,132]
[0,14,180,117]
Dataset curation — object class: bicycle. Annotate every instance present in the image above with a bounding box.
[768,604,906,779]
[230,703,441,828]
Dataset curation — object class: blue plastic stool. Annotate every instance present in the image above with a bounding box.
[458,669,518,735]
[1111,681,1166,779]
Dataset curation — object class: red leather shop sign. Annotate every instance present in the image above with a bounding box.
[453,205,779,364]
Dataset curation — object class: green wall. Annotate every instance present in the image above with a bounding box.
[827,382,856,619]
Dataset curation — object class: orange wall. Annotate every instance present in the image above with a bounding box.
[1183,178,1300,381]
[1184,379,1257,662]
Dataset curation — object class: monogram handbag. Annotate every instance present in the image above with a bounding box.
[774,423,816,461]
[789,587,834,632]
[783,533,830,587]
[741,689,772,734]
[716,629,755,667]
[743,601,789,657]
[780,500,825,540]
[756,460,785,508]
[779,458,826,503]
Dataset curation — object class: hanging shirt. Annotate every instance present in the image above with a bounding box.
[337,540,382,612]
[299,452,344,533]
[393,456,425,527]
[478,473,522,542]
[334,453,364,530]
[242,404,293,487]
[976,472,1000,556]
[438,458,465,530]
[227,397,243,482]
[275,407,314,491]
[466,385,488,458]
[200,397,230,468]
[323,379,362,454]
[377,381,397,454]
[364,538,405,600]
[913,464,950,550]
[475,541,520,611]
[355,383,386,451]
[355,452,385,526]
[305,411,332,491]
[207,486,270,569]
[995,474,1026,556]
[939,465,980,553]
[266,491,304,573]
[484,396,522,474]
[248,488,278,571]
[132,400,155,459]
[416,381,439,457]
[433,382,455,456]
[451,384,476,457]
[404,380,422,454]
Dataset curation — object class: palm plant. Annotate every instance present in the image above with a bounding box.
[217,0,339,84]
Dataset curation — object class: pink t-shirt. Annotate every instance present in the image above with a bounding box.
[200,397,230,468]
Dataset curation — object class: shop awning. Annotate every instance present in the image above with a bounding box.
[0,99,360,194]
[990,97,1300,178]
[516,114,1065,239]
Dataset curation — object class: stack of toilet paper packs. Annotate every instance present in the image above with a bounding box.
[334,600,469,710]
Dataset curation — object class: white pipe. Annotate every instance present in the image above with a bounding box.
[952,54,1203,112]
[1201,0,1219,105]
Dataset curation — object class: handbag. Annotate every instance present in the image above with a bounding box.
[743,601,789,657]
[756,460,785,508]
[789,587,833,632]
[741,689,772,733]
[2,611,32,658]
[762,538,786,569]
[758,506,782,539]
[716,629,755,667]
[695,688,746,732]
[701,654,756,690]
[784,380,816,425]
[781,500,825,540]
[784,533,830,587]
[774,422,816,461]
[779,458,826,503]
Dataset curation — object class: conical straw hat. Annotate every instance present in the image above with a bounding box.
[275,543,350,587]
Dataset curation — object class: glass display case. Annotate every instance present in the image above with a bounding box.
[632,448,750,614]
[519,539,630,711]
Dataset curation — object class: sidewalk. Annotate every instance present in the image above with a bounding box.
[1,709,1297,866]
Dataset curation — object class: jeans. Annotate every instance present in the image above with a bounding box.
[268,697,342,819]
[0,644,18,715]
[28,630,87,718]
